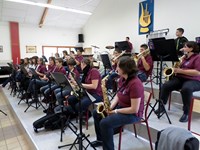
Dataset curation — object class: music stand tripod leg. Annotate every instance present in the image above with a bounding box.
[147,56,172,124]
[0,110,7,116]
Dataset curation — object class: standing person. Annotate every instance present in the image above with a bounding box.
[155,41,200,122]
[137,44,153,82]
[175,28,188,56]
[126,37,133,53]
[91,56,144,150]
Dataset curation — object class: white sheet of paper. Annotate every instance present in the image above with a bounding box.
[86,91,96,102]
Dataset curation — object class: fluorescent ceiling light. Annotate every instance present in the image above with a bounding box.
[5,0,92,15]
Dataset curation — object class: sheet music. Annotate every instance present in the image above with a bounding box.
[85,91,96,102]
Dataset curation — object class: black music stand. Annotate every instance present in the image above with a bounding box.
[24,69,45,112]
[100,54,113,76]
[115,41,131,51]
[51,72,76,142]
[148,39,179,124]
[58,74,96,150]
[148,37,166,84]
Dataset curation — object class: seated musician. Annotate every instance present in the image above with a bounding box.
[26,57,56,101]
[66,58,102,114]
[21,57,47,100]
[74,48,84,73]
[54,58,80,105]
[155,41,200,122]
[40,58,66,101]
[28,56,38,69]
[137,44,153,82]
[106,48,122,89]
[91,56,144,149]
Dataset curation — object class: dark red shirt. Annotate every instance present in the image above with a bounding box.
[47,65,56,73]
[126,41,133,53]
[75,55,84,73]
[68,68,80,81]
[85,68,102,96]
[137,55,153,77]
[117,76,144,118]
[55,66,66,74]
[36,64,47,74]
[177,54,200,81]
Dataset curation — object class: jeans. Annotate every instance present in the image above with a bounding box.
[161,77,200,114]
[40,84,59,97]
[54,88,71,105]
[67,93,102,113]
[137,71,147,82]
[93,109,140,150]
[27,79,48,93]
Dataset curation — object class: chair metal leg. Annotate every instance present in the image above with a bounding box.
[188,98,194,131]
[145,121,153,150]
[118,127,123,150]
[168,92,172,110]
[133,124,137,138]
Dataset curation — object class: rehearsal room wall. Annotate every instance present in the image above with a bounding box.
[83,0,200,53]
[0,22,12,61]
[19,24,81,58]
[0,22,81,60]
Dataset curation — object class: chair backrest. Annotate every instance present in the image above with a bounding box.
[144,90,152,120]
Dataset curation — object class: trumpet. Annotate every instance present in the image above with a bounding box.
[111,51,126,62]
[133,49,150,62]
[163,55,185,81]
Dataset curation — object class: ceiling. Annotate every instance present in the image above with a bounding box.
[0,0,101,29]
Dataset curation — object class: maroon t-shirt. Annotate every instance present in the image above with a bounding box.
[68,68,80,81]
[36,64,47,74]
[137,55,153,77]
[47,65,56,73]
[55,66,66,74]
[85,68,102,96]
[117,76,144,118]
[75,55,84,73]
[177,54,200,81]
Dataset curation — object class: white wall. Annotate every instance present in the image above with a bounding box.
[0,22,81,60]
[83,0,200,53]
[19,24,81,58]
[0,22,12,61]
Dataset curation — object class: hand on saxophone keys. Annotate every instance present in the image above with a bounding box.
[173,68,183,74]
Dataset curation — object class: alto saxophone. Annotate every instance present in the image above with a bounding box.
[96,74,110,118]
[163,55,185,81]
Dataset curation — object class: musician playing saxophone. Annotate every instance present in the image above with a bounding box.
[137,44,153,82]
[155,41,200,122]
[91,56,144,150]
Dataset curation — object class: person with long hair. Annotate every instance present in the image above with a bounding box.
[66,58,102,114]
[155,41,200,122]
[91,56,144,149]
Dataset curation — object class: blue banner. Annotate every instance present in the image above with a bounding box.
[138,0,154,35]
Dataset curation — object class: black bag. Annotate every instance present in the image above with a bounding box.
[33,113,62,132]
[155,129,199,150]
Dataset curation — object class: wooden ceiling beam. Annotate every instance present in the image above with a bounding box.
[39,0,52,28]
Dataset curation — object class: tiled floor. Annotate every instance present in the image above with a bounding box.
[0,88,30,150]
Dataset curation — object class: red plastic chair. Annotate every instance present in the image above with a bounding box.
[118,91,153,150]
[188,95,200,136]
[145,74,155,99]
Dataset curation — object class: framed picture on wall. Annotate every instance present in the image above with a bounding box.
[26,46,37,53]
[0,45,3,52]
